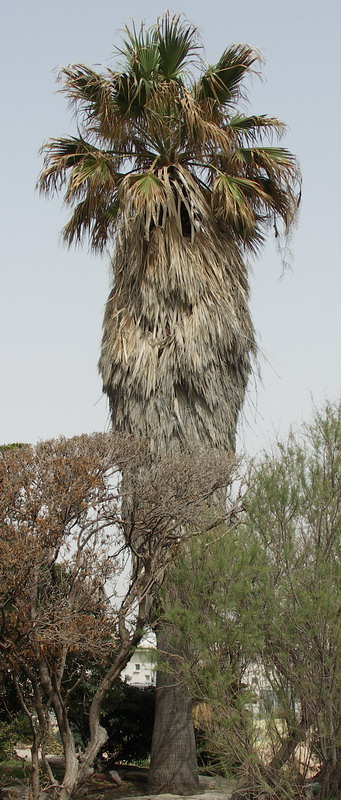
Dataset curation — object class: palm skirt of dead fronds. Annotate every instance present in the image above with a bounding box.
[99,164,255,454]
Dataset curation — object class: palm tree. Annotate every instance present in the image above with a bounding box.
[39,14,300,794]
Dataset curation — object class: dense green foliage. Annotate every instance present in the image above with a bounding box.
[101,683,155,764]
[66,664,155,764]
[0,442,28,451]
[160,401,341,798]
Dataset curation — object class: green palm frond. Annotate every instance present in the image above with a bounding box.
[112,72,149,117]
[235,147,300,210]
[194,45,260,107]
[117,14,200,84]
[38,136,90,193]
[237,146,298,169]
[227,114,285,143]
[155,13,200,80]
[116,21,159,80]
[69,152,114,191]
[126,172,164,193]
[61,63,148,126]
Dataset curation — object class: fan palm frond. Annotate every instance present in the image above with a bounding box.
[39,137,118,195]
[237,145,298,171]
[155,13,200,80]
[115,21,159,79]
[59,65,113,120]
[226,114,285,143]
[194,45,260,107]
[62,195,120,250]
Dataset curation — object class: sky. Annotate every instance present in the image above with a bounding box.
[1,0,340,456]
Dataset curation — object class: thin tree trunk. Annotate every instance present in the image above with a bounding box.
[13,673,43,800]
[78,632,145,783]
[31,737,41,800]
[148,625,199,795]
[317,762,341,799]
[230,713,314,800]
[51,697,79,800]
[266,716,312,776]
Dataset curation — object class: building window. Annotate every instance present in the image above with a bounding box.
[135,664,140,671]
[145,674,150,681]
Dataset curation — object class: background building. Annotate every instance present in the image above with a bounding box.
[121,645,157,687]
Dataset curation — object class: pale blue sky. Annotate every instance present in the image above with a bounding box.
[1,0,340,454]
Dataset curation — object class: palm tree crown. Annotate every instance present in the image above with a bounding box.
[39,14,299,253]
[39,15,301,454]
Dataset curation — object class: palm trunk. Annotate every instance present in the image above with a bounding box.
[148,625,199,795]
[100,166,256,794]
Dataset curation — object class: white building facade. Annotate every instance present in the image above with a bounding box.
[121,646,157,687]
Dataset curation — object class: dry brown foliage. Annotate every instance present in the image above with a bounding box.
[0,432,235,799]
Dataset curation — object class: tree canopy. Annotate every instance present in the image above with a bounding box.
[0,431,236,800]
